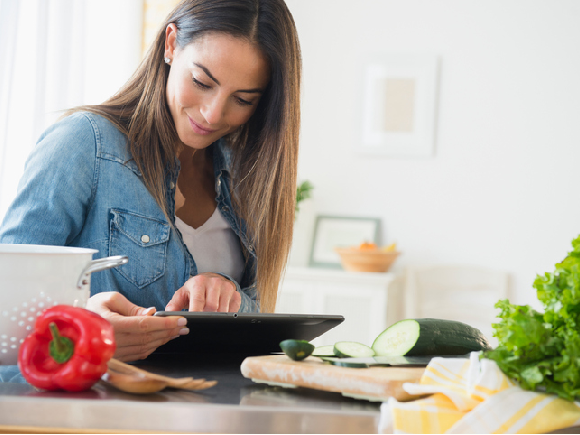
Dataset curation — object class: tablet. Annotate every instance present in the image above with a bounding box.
[152,311,344,357]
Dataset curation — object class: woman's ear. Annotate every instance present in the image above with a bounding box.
[164,23,178,62]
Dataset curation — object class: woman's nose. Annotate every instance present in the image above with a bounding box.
[200,96,226,126]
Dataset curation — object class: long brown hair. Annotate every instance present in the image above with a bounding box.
[69,0,301,312]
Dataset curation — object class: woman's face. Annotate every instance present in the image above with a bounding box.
[165,28,270,150]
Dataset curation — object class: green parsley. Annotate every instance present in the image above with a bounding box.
[485,234,580,401]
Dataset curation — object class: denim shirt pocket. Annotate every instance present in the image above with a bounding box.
[109,209,170,289]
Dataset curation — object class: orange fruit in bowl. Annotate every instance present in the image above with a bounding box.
[334,246,399,272]
[358,242,378,251]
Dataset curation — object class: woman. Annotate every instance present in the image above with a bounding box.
[0,0,301,362]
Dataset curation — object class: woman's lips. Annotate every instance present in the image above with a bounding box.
[188,116,217,135]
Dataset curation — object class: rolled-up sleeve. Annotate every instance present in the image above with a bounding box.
[238,282,259,312]
[0,113,97,246]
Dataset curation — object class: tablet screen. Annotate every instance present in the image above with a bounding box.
[152,312,344,357]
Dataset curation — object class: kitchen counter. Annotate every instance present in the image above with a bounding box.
[2,353,579,434]
[0,353,382,434]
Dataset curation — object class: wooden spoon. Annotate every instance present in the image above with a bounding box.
[179,379,218,390]
[102,371,167,394]
[102,358,217,393]
[108,358,197,387]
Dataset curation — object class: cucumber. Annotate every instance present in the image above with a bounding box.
[319,356,369,368]
[372,318,491,356]
[328,359,370,369]
[312,345,335,357]
[319,356,341,364]
[333,341,375,358]
[279,339,315,361]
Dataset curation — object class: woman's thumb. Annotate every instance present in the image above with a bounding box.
[103,292,155,317]
[139,306,157,316]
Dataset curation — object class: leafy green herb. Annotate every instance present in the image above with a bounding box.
[484,234,580,401]
[295,180,314,214]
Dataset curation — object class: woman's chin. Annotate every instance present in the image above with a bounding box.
[178,134,214,150]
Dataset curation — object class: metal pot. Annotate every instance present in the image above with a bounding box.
[0,244,127,365]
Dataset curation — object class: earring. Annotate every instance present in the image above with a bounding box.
[164,57,171,64]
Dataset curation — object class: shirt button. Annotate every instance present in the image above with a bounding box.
[216,178,221,189]
[170,182,175,189]
[141,235,150,244]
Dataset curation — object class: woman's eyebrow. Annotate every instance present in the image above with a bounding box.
[193,62,265,94]
[194,62,220,85]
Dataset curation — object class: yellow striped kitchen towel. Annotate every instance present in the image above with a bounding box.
[378,352,580,434]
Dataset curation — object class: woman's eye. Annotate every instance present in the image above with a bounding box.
[192,77,210,90]
[236,97,253,107]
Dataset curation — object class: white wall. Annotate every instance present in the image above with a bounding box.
[0,0,143,220]
[286,0,580,310]
[83,0,144,105]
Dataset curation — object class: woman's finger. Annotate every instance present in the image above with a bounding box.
[202,285,221,312]
[228,291,242,312]
[196,273,237,312]
[113,330,188,362]
[217,282,239,312]
[217,290,231,312]
[87,291,150,317]
[105,311,186,334]
[111,320,189,361]
[167,280,207,312]
[86,292,190,361]
[165,287,190,312]
[166,274,239,313]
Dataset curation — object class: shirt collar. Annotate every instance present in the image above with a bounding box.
[211,138,232,179]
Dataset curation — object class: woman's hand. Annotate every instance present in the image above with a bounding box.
[85,292,189,362]
[165,272,241,312]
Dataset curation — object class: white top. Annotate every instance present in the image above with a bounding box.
[175,208,245,283]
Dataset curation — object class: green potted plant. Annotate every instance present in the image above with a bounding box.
[295,180,313,215]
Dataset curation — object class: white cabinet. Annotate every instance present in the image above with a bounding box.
[276,267,405,347]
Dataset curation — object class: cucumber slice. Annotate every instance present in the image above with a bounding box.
[328,359,370,369]
[279,339,315,361]
[312,345,335,357]
[319,356,341,364]
[372,318,491,356]
[318,356,369,368]
[333,341,375,358]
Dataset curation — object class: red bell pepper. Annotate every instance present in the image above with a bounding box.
[18,305,116,392]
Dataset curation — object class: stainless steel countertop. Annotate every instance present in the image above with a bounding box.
[0,353,381,433]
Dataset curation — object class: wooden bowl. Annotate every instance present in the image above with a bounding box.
[334,248,400,273]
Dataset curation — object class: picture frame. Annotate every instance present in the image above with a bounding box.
[309,215,381,269]
[358,52,438,158]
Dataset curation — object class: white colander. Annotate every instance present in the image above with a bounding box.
[0,244,127,365]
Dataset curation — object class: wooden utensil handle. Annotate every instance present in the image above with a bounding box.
[107,358,212,388]
[102,371,167,394]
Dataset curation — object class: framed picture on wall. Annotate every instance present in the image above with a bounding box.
[309,215,380,268]
[358,52,438,158]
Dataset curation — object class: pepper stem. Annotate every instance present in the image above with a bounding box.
[49,322,74,364]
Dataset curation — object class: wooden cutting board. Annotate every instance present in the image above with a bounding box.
[240,355,425,402]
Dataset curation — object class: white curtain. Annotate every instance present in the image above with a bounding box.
[0,0,86,220]
[0,0,22,220]
[0,0,144,221]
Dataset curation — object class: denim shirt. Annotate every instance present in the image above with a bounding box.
[0,112,258,312]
